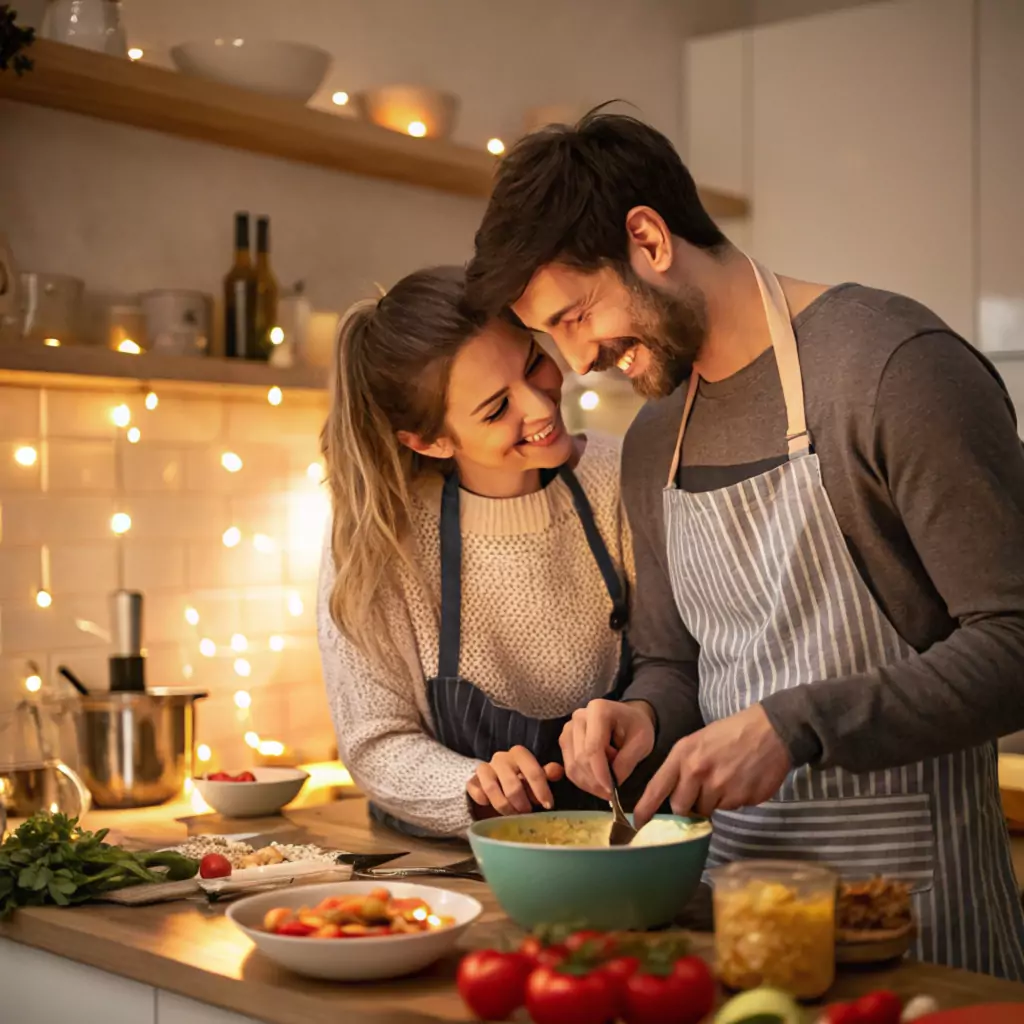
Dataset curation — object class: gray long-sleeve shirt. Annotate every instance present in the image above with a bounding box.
[621,283,1024,772]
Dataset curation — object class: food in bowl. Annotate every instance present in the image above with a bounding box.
[193,765,308,817]
[711,860,837,999]
[488,814,711,847]
[837,876,912,935]
[261,887,454,939]
[205,770,256,782]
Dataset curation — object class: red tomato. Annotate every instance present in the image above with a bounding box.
[622,956,716,1024]
[198,853,232,879]
[234,771,257,782]
[456,950,534,1022]
[565,929,617,956]
[852,992,904,1024]
[525,965,618,1024]
[275,920,316,937]
[821,1004,865,1024]
[536,943,569,967]
[519,936,545,964]
[207,772,233,781]
[599,955,641,1014]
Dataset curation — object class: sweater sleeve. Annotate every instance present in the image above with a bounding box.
[316,531,483,836]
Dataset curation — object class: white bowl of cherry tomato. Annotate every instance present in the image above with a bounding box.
[194,766,308,818]
[225,881,482,981]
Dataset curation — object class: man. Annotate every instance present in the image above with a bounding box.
[465,110,1024,979]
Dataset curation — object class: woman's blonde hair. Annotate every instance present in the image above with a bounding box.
[321,266,486,676]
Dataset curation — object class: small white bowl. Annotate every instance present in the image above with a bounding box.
[170,39,332,103]
[194,767,308,818]
[226,881,483,981]
[351,85,460,141]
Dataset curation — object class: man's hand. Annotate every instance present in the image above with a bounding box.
[634,704,791,827]
[467,746,564,815]
[559,699,657,799]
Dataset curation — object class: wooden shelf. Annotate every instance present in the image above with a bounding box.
[0,342,327,399]
[0,39,750,215]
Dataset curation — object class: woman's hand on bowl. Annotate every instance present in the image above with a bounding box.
[467,747,564,815]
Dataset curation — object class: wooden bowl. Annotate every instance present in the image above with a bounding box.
[835,922,916,964]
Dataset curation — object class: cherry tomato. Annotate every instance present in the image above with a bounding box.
[207,772,232,781]
[275,920,316,937]
[821,1004,864,1024]
[536,943,569,967]
[519,935,545,964]
[234,771,257,782]
[598,955,641,1014]
[525,964,618,1024]
[851,991,904,1024]
[622,956,716,1024]
[198,853,232,879]
[456,950,533,1022]
[565,929,617,956]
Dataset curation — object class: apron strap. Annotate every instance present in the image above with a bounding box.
[558,464,629,632]
[437,471,462,680]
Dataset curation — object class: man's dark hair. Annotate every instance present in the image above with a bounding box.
[465,105,728,316]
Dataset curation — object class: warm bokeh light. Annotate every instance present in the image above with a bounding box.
[25,674,42,693]
[269,326,285,345]
[244,731,260,749]
[233,658,251,678]
[407,120,427,137]
[269,635,285,652]
[267,386,283,406]
[184,606,200,626]
[14,445,37,467]
[110,512,132,535]
[145,391,159,410]
[221,451,243,473]
[118,339,142,354]
[196,743,211,762]
[287,592,304,617]
[128,47,144,60]
[253,533,275,554]
[234,689,252,709]
[579,390,600,411]
[231,633,248,652]
[306,461,322,483]
[199,638,216,657]
[487,138,505,155]
[111,404,131,428]
[127,427,141,444]
[44,337,60,347]
[222,526,242,548]
[36,590,52,609]
[331,91,349,106]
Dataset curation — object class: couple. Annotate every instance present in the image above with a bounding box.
[317,110,1024,980]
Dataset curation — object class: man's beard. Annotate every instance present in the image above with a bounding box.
[592,270,707,399]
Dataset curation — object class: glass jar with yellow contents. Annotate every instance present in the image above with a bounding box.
[711,860,838,1000]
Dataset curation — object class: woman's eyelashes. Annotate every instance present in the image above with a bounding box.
[483,396,509,423]
[482,350,547,423]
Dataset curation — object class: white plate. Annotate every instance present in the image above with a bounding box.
[226,881,482,981]
[199,858,347,894]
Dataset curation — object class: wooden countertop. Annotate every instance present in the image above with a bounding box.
[2,797,1023,1024]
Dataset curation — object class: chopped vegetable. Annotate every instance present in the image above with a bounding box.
[715,987,803,1024]
[261,888,454,938]
[0,812,198,917]
[199,853,233,879]
[206,771,257,782]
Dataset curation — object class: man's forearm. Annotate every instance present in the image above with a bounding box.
[622,655,704,751]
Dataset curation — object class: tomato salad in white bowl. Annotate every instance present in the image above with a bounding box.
[193,766,308,818]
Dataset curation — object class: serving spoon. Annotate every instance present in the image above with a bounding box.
[608,780,638,846]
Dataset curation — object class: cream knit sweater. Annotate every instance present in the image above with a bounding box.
[317,433,630,836]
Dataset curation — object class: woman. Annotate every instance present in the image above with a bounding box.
[317,266,631,837]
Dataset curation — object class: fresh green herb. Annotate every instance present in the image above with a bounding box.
[0,812,198,917]
[0,5,35,76]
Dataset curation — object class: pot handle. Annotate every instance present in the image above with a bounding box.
[55,760,93,817]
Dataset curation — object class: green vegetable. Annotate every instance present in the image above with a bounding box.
[0,812,199,917]
[714,987,805,1024]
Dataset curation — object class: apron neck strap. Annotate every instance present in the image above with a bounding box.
[665,257,811,488]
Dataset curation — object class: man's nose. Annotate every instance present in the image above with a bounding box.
[556,337,596,376]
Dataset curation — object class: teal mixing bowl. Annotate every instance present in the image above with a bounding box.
[468,810,711,931]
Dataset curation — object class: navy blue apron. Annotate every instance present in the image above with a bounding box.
[370,463,631,838]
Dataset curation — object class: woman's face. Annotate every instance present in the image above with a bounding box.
[440,319,574,490]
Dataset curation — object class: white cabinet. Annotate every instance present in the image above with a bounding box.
[158,991,265,1024]
[978,0,1024,354]
[748,0,975,338]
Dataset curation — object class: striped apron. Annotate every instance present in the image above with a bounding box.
[662,257,1024,979]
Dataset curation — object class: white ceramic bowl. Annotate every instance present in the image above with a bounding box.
[351,85,460,140]
[170,40,332,103]
[194,767,308,818]
[226,881,483,981]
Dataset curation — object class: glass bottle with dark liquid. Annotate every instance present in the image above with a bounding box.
[224,211,258,359]
[254,215,279,361]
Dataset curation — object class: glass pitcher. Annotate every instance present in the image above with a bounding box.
[0,695,92,830]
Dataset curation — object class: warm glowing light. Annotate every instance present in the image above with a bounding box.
[183,663,194,680]
[189,785,211,814]
[287,592,304,617]
[331,91,349,106]
[184,606,200,626]
[222,526,242,548]
[244,731,260,749]
[36,590,52,609]
[111,404,131,428]
[14,445,37,467]
[231,633,248,652]
[25,674,42,693]
[111,512,132,535]
[145,391,158,410]
[233,657,251,678]
[412,907,428,921]
[128,47,143,60]
[49,802,60,814]
[44,337,60,347]
[196,743,211,762]
[267,386,283,406]
[117,339,142,354]
[258,739,285,756]
[127,427,141,444]
[221,451,243,473]
[427,915,442,927]
[199,637,216,657]
[269,326,285,346]
[234,688,252,709]
[487,138,505,155]
[253,533,275,554]
[269,635,284,652]
[306,462,323,483]
[579,390,600,411]
[407,120,427,138]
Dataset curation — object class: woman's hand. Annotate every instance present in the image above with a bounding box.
[467,746,565,815]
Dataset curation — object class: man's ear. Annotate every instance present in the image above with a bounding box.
[397,430,455,461]
[624,205,674,275]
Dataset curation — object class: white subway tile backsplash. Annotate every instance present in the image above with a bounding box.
[186,544,284,590]
[0,547,40,602]
[120,443,184,492]
[144,642,194,688]
[0,595,110,655]
[47,439,117,491]
[122,495,228,542]
[0,387,40,440]
[0,446,41,492]
[0,651,47,697]
[140,396,222,443]
[275,635,323,686]
[226,399,326,443]
[240,592,285,635]
[144,591,203,646]
[49,542,118,595]
[0,495,116,544]
[185,444,291,494]
[228,495,290,539]
[46,647,112,694]
[45,389,136,440]
[122,542,186,591]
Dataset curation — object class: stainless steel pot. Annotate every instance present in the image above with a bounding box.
[76,688,207,808]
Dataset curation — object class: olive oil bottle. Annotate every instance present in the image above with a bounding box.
[223,211,258,359]
[254,215,279,361]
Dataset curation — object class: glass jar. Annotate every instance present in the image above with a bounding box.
[711,860,838,1000]
[41,0,127,57]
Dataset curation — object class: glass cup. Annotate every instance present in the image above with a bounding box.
[711,859,838,1000]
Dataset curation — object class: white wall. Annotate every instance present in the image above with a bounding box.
[0,0,685,326]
